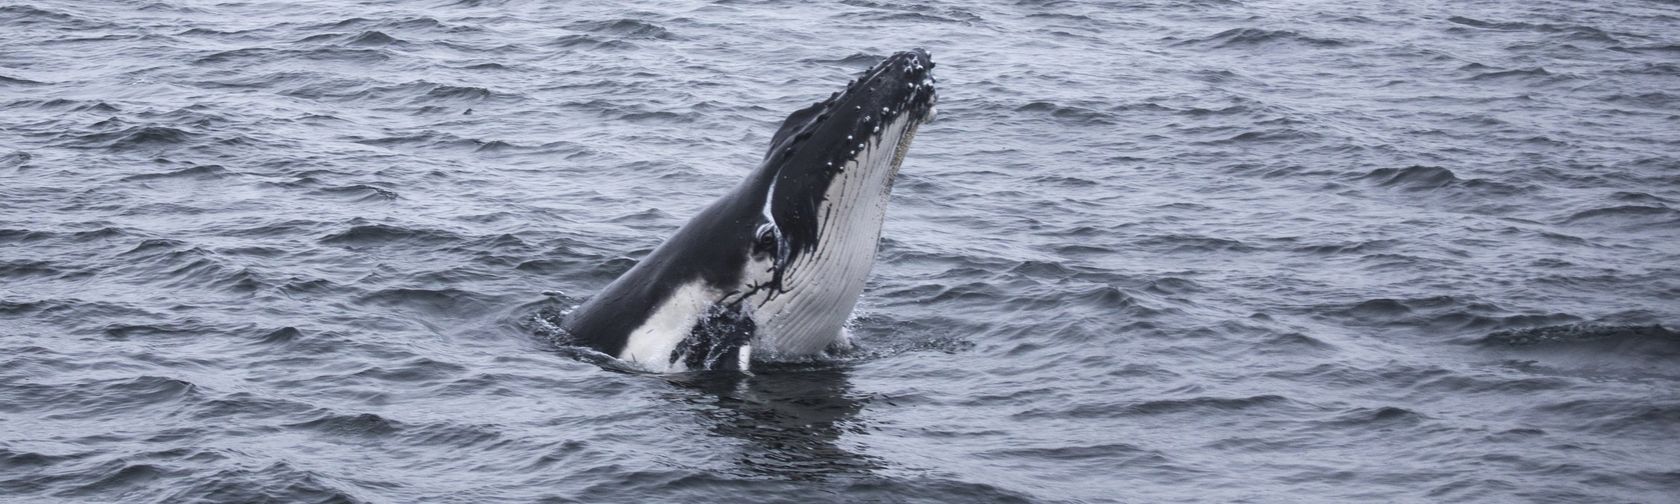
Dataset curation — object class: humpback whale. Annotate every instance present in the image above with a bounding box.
[562,49,938,372]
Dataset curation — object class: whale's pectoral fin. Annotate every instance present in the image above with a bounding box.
[672,303,756,371]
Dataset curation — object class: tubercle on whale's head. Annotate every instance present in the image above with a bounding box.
[750,49,937,273]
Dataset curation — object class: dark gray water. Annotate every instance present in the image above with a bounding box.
[4,0,1679,502]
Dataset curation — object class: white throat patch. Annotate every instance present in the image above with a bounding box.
[617,281,720,373]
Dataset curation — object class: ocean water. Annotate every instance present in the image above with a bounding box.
[3,0,1679,502]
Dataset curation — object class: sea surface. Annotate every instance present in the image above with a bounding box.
[3,0,1679,502]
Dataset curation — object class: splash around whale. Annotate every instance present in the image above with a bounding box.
[558,49,939,373]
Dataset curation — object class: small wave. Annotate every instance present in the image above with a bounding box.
[1293,239,1397,255]
[1329,295,1581,333]
[802,51,883,68]
[915,281,1011,304]
[843,10,970,24]
[976,443,1169,465]
[287,411,404,436]
[0,259,62,280]
[66,125,198,150]
[1121,395,1296,416]
[1359,165,1458,190]
[351,131,448,147]
[1004,260,1077,279]
[66,461,171,497]
[1609,191,1672,204]
[1604,92,1680,109]
[424,84,492,101]
[1044,284,1173,316]
[193,46,276,64]
[605,207,673,224]
[157,461,358,503]
[255,326,303,345]
[1560,205,1680,227]
[0,228,47,243]
[568,19,675,39]
[118,164,231,182]
[473,139,520,152]
[64,226,131,242]
[1472,68,1549,80]
[175,27,253,37]
[1012,394,1300,420]
[10,98,119,112]
[97,375,200,409]
[1463,66,1574,84]
[1134,234,1254,253]
[102,323,194,339]
[0,74,45,86]
[353,357,470,384]
[1478,324,1679,352]
[196,46,388,65]
[1181,103,1253,116]
[1173,27,1350,49]
[0,4,71,19]
[1014,101,1114,125]
[1252,332,1336,354]
[618,110,694,123]
[458,62,510,71]
[1534,398,1680,438]
[1446,16,1538,31]
[1413,373,1570,395]
[346,30,400,46]
[356,287,490,315]
[320,223,462,245]
[0,447,75,469]
[1340,298,1413,318]
[323,17,372,29]
[278,277,339,297]
[386,16,448,31]
[1447,16,1621,43]
[0,150,30,169]
[311,184,399,201]
[1610,44,1680,55]
[1321,406,1425,427]
[549,34,638,50]
[1356,165,1529,196]
[1144,277,1204,295]
[1196,128,1317,145]
[121,238,191,256]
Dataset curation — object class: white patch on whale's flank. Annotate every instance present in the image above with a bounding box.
[737,344,752,371]
[618,281,718,373]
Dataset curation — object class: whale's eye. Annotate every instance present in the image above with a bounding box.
[753,224,777,255]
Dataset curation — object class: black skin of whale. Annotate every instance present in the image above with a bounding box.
[562,49,936,370]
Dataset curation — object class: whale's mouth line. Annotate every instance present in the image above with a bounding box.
[887,120,921,187]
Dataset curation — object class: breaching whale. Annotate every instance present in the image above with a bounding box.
[561,49,938,372]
